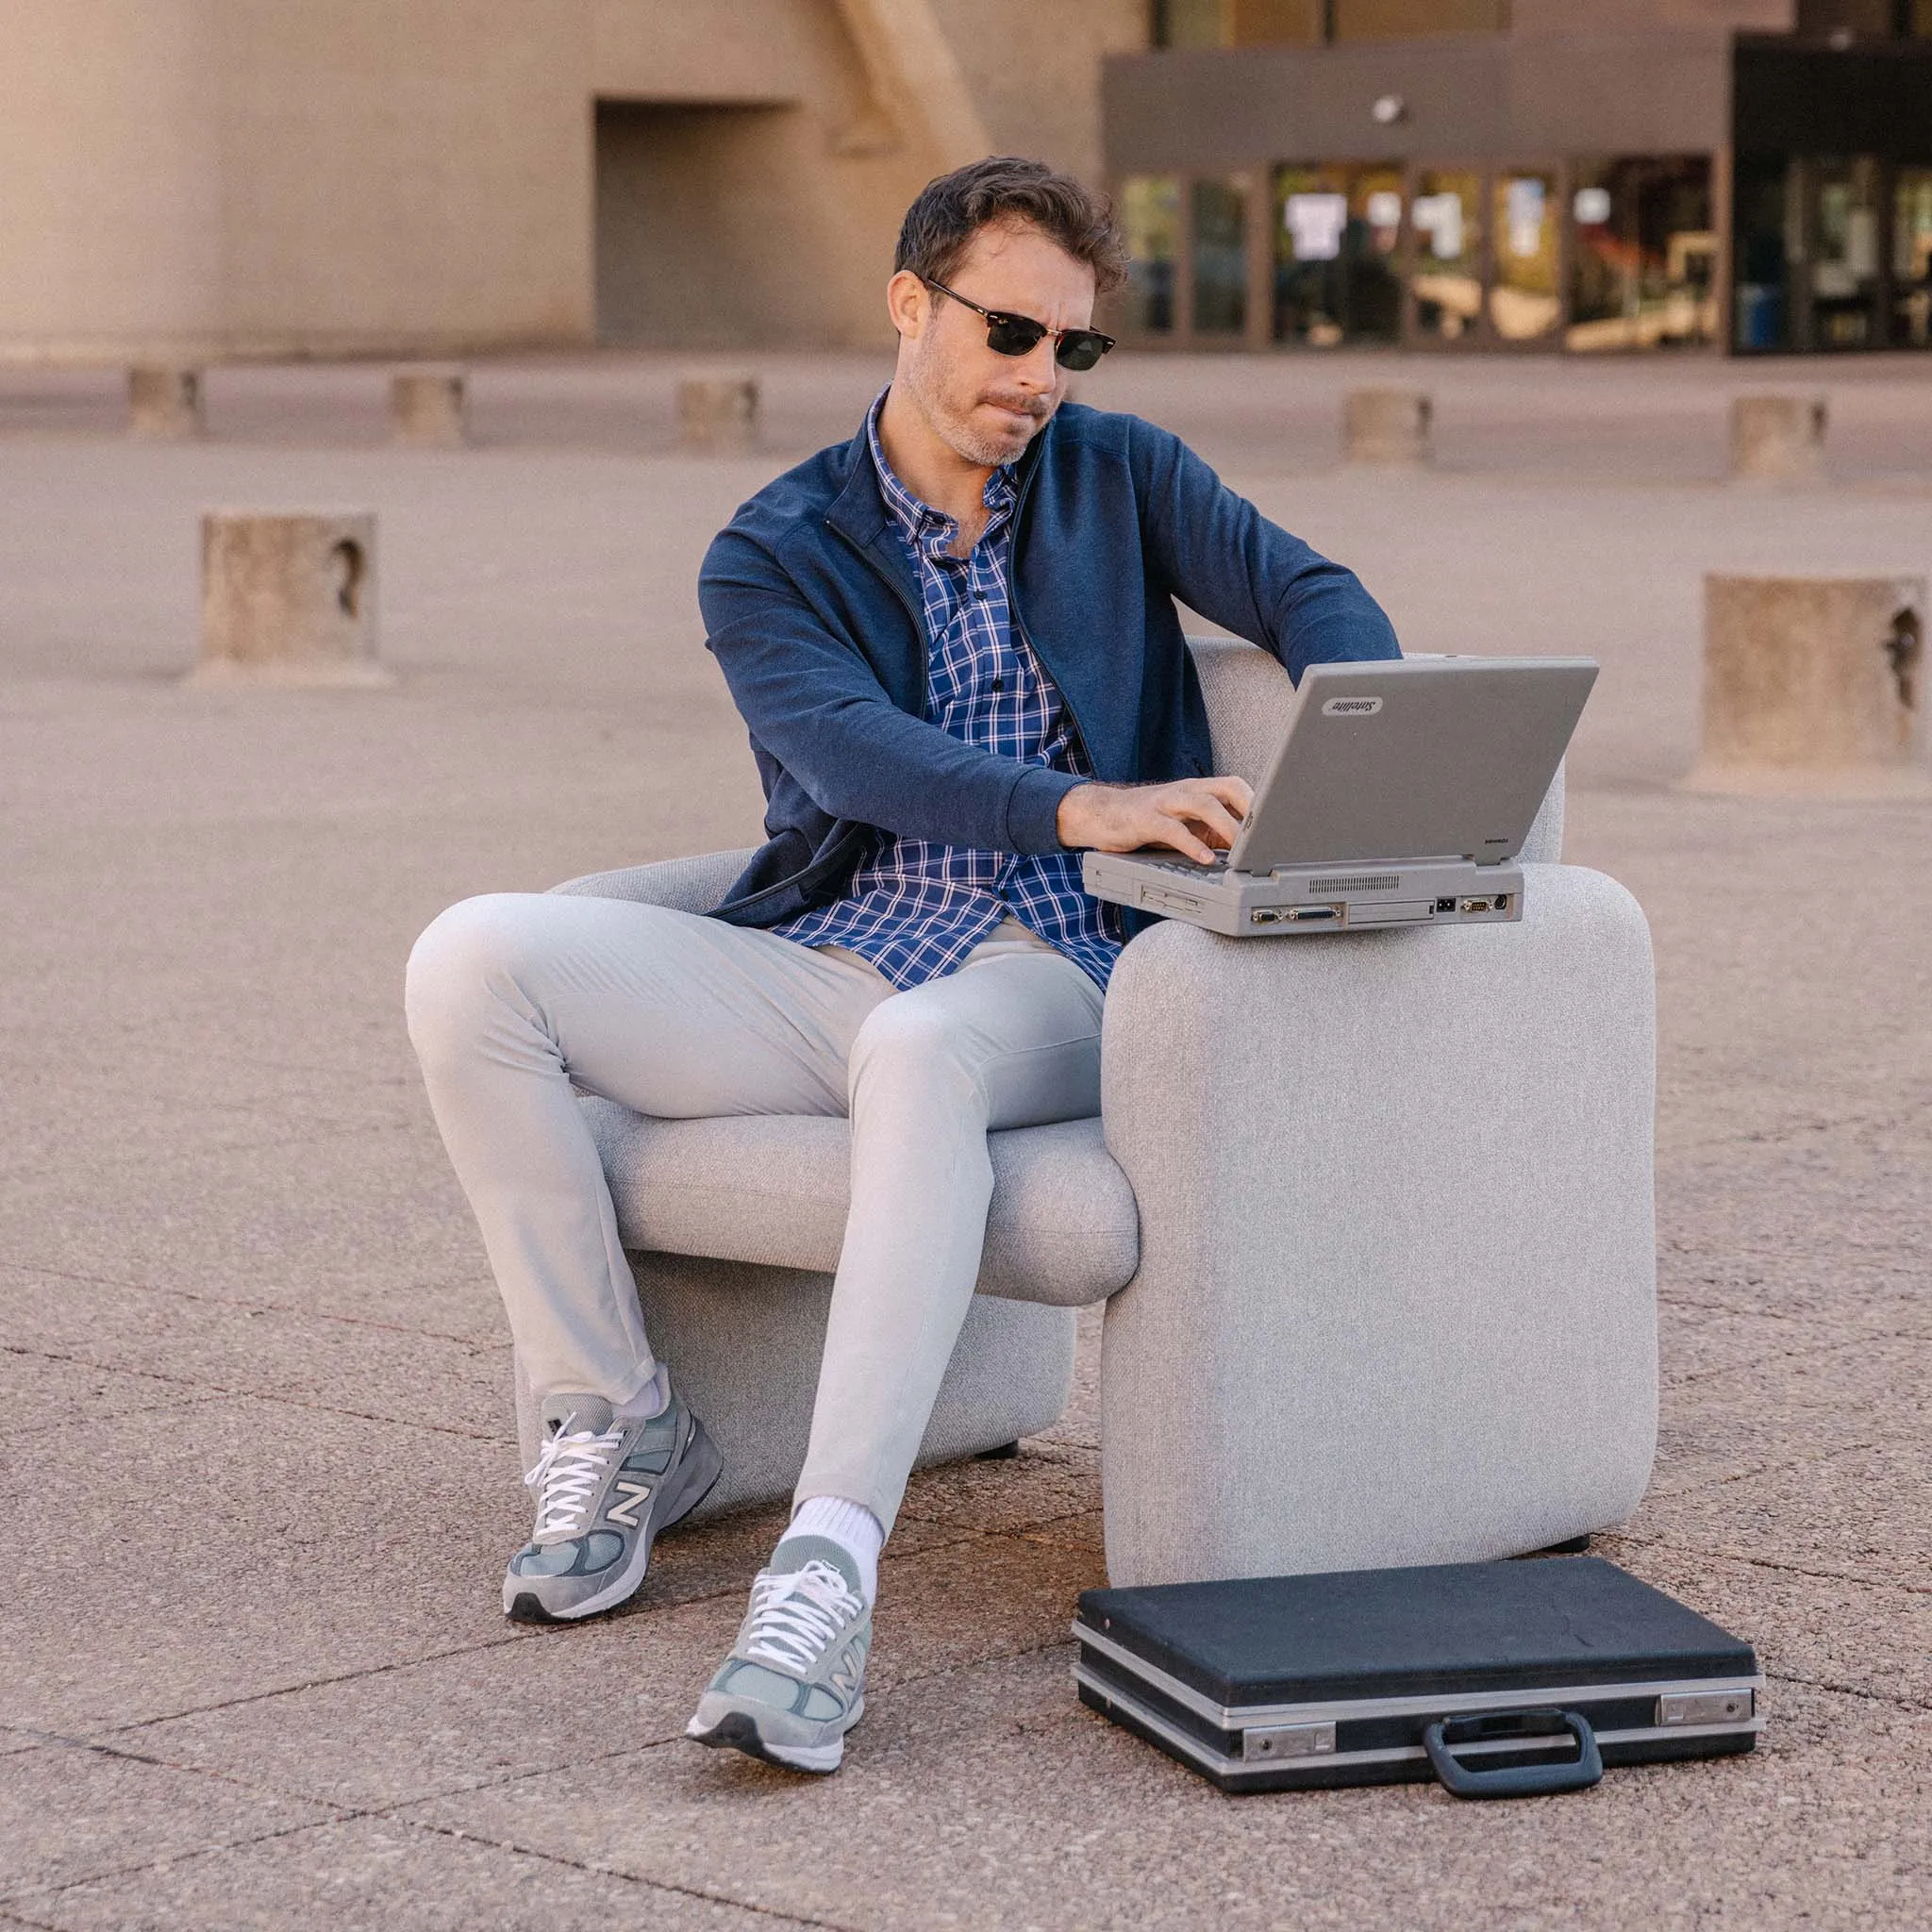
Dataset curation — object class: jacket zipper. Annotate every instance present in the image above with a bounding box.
[1007,459,1100,781]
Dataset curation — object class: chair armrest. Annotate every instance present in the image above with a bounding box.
[1095,862,1657,1584]
[547,848,758,915]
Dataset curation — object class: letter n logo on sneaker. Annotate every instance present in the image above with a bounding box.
[607,1480,653,1528]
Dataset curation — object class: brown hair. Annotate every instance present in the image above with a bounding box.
[894,156,1127,295]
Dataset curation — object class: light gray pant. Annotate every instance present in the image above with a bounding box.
[404,893,1104,1531]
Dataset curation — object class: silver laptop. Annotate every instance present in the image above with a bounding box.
[1083,656,1597,938]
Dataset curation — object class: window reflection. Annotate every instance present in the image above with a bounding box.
[1733,153,1790,352]
[1567,157,1714,352]
[1191,175,1249,335]
[1410,170,1482,341]
[1273,162,1403,347]
[1121,175,1181,335]
[1812,157,1882,350]
[1893,169,1932,348]
[1490,171,1559,341]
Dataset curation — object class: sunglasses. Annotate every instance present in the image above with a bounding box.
[922,277,1116,372]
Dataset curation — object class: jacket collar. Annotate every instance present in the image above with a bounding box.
[823,390,1052,556]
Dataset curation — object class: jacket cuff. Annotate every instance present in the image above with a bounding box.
[1007,765,1087,855]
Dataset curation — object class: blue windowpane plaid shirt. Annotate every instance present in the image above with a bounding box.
[772,393,1124,991]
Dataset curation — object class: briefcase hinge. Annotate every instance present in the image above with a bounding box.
[1657,1690,1754,1726]
[1242,1721,1337,1761]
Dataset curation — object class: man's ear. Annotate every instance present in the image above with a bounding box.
[885,269,929,342]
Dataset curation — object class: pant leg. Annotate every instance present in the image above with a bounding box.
[794,930,1105,1531]
[404,892,891,1407]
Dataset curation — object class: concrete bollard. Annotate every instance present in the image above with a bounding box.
[1729,393,1826,483]
[677,375,759,455]
[1686,573,1926,795]
[1344,387,1432,467]
[129,365,203,440]
[391,366,468,447]
[188,511,391,688]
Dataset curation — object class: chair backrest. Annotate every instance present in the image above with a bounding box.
[1184,635,1566,865]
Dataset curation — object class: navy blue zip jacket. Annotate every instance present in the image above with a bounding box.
[697,400,1401,929]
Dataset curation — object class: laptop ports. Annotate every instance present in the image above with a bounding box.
[1457,895,1509,915]
[1435,896,1457,913]
[1252,904,1342,927]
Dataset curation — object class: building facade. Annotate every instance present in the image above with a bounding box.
[1104,1,1932,353]
[0,0,1143,363]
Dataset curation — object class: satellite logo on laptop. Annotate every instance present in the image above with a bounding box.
[1323,695,1383,716]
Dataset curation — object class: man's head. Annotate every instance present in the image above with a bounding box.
[887,157,1126,468]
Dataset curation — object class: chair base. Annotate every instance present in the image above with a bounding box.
[514,1252,1075,1522]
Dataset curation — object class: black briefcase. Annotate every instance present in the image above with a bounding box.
[1074,1557,1760,1799]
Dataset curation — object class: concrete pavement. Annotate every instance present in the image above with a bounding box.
[0,354,1926,1927]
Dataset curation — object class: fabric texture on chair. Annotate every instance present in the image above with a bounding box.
[583,1105,1137,1307]
[1096,861,1657,1586]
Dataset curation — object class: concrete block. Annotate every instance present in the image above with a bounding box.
[127,364,202,440]
[1343,385,1431,466]
[1688,573,1926,795]
[390,365,468,446]
[190,510,392,688]
[676,374,758,455]
[1730,392,1826,482]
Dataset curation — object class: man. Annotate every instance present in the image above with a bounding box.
[405,157,1399,1776]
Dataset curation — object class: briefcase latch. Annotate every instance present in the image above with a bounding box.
[1657,1690,1754,1726]
[1242,1721,1337,1761]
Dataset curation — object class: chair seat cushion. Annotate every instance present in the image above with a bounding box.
[581,1102,1139,1307]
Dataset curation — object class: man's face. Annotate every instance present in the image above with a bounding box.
[892,220,1098,467]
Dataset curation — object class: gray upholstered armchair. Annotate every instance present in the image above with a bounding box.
[540,638,1657,1587]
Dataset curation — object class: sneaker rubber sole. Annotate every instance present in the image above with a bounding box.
[505,1416,724,1625]
[686,1695,864,1774]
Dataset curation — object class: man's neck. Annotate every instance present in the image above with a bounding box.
[876,383,993,555]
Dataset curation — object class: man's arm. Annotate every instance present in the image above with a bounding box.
[1130,420,1402,677]
[700,529,1078,856]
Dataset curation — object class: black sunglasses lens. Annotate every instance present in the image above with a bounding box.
[985,316,1047,358]
[1055,331,1110,372]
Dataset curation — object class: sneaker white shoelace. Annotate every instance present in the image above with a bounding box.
[525,1420,623,1541]
[743,1559,863,1674]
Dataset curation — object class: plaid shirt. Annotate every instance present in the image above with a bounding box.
[773,394,1124,991]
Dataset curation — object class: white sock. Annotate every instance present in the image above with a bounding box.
[784,1494,883,1607]
[613,1361,670,1422]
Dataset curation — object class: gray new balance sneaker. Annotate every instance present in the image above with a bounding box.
[685,1534,871,1774]
[502,1384,722,1624]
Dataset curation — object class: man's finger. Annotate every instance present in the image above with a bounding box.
[1167,795,1244,847]
[1199,774,1255,815]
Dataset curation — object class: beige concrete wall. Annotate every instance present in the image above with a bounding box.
[210,0,594,356]
[928,0,1148,184]
[1512,1,1795,29]
[0,1,225,358]
[0,0,1135,361]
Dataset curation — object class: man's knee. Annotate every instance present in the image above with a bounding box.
[404,892,546,1057]
[847,993,982,1105]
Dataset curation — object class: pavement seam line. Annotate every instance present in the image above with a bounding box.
[391,1816,857,1931]
[0,1341,507,1441]
[0,1257,503,1350]
[1610,1526,1929,1593]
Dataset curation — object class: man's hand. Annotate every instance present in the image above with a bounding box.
[1057,774,1254,865]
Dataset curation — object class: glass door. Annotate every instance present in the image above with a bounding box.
[1191,175,1251,338]
[1809,157,1884,351]
[1490,168,1562,344]
[1407,168,1484,344]
[1890,168,1932,349]
[1273,162,1404,347]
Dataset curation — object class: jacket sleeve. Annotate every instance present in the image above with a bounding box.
[699,528,1081,856]
[1130,420,1402,677]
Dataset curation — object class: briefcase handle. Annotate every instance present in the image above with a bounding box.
[1422,1707,1604,1799]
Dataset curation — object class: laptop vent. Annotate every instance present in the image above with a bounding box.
[1308,874,1401,894]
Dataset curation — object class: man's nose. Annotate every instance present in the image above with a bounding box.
[1009,335,1059,387]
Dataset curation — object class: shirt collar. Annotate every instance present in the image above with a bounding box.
[865,387,1016,555]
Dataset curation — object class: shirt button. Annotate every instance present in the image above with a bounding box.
[991,677,1004,692]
